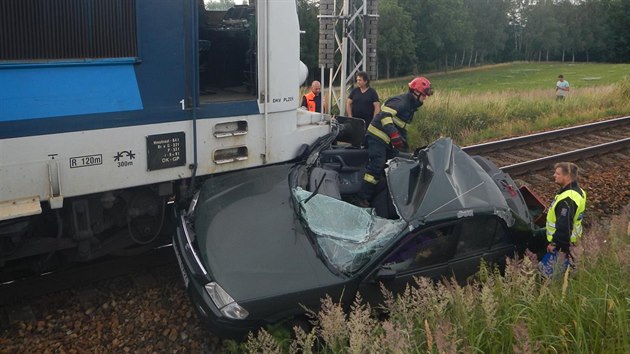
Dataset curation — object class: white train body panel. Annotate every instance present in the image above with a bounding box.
[0,0,328,216]
[0,111,327,207]
[0,0,331,266]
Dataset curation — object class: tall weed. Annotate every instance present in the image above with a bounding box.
[409,80,630,147]
[617,75,630,101]
[241,207,630,353]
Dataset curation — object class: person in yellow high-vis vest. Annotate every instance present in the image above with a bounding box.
[545,162,587,259]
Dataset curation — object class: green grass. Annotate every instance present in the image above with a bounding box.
[230,64,630,352]
[366,62,630,147]
[372,62,630,95]
[237,208,630,353]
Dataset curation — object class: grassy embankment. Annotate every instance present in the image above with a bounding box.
[231,63,630,353]
[239,208,630,353]
[368,62,630,147]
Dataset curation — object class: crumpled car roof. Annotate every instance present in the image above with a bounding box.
[293,138,514,275]
[388,138,512,225]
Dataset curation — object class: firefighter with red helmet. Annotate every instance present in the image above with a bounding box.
[354,77,433,207]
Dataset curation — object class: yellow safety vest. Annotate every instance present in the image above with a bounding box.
[546,188,586,243]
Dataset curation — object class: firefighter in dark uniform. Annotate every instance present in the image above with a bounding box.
[354,77,433,207]
[545,162,587,258]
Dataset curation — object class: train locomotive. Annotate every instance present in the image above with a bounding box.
[0,0,329,278]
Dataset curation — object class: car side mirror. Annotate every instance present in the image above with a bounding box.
[376,266,397,281]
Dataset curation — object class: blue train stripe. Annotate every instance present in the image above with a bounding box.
[0,61,143,121]
[0,100,260,139]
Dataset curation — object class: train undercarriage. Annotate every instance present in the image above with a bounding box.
[0,183,181,281]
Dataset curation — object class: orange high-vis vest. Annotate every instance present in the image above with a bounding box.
[304,91,318,112]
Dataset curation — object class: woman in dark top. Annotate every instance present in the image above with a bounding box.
[346,71,380,126]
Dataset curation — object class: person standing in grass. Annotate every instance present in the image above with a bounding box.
[346,71,380,126]
[555,74,570,100]
[540,162,587,276]
[352,77,433,208]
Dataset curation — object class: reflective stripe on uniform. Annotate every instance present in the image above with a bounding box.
[381,106,407,129]
[393,116,407,129]
[570,223,583,242]
[546,221,556,240]
[363,173,378,184]
[367,124,391,143]
[381,117,394,126]
[546,188,587,244]
[381,106,398,116]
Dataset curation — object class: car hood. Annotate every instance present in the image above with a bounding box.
[193,164,344,302]
[388,138,511,225]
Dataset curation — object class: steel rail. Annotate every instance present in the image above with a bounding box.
[500,137,630,176]
[462,115,630,155]
[0,245,175,305]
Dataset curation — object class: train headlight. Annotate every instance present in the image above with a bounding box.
[205,282,249,319]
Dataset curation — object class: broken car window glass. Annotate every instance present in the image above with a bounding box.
[294,187,406,274]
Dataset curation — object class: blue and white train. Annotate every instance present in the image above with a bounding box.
[0,0,328,275]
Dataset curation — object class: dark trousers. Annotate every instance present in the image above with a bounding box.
[358,135,397,200]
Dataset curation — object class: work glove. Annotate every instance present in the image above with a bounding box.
[390,131,407,150]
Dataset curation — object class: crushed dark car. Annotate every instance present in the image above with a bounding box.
[172,123,545,338]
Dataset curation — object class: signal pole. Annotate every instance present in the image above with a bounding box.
[318,0,378,115]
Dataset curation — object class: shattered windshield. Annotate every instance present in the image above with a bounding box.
[294,188,406,274]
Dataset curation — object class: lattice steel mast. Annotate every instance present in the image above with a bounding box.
[318,0,378,115]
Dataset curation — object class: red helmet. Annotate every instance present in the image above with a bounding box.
[409,77,433,97]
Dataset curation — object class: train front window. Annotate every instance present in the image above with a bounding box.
[199,0,257,104]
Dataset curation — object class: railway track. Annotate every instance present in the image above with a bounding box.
[1,117,628,352]
[0,245,176,306]
[1,116,629,313]
[462,115,630,175]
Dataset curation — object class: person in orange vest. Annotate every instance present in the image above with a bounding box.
[301,80,325,113]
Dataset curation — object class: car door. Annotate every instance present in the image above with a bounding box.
[448,216,514,282]
[359,223,458,306]
[485,217,518,266]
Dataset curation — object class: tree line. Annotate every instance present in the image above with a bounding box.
[298,0,630,79]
